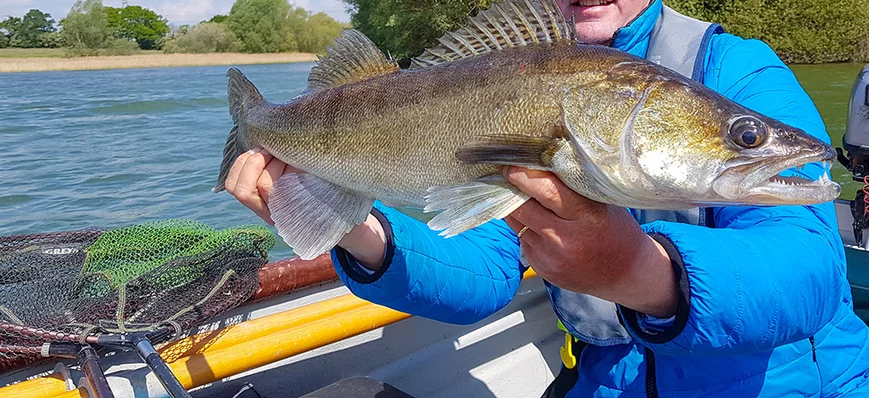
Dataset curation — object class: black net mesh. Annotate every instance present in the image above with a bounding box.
[0,219,274,373]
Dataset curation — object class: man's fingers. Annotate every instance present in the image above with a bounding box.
[517,226,544,267]
[231,150,274,221]
[259,157,288,204]
[508,197,561,233]
[225,150,254,194]
[236,150,273,195]
[503,166,592,220]
[504,215,524,234]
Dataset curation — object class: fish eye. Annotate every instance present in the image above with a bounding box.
[730,116,767,148]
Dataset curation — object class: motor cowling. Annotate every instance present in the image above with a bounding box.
[843,64,869,164]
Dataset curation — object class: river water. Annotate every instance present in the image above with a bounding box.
[0,63,314,259]
[0,62,865,260]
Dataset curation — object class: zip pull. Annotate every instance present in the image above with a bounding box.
[809,336,817,362]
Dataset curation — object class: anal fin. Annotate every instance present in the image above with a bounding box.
[269,173,373,260]
[425,175,529,237]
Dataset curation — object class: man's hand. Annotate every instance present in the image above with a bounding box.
[225,148,388,270]
[503,166,678,318]
[224,148,289,226]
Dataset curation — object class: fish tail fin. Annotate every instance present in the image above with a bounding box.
[213,68,265,193]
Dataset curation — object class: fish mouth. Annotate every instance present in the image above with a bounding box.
[714,147,840,205]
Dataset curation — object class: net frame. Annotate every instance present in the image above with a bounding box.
[0,219,275,396]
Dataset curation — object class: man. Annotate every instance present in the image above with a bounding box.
[225,0,869,396]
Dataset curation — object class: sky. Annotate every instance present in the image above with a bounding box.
[1,0,352,26]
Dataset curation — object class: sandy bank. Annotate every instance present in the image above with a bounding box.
[0,52,319,73]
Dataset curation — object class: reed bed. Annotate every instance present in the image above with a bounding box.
[0,52,318,73]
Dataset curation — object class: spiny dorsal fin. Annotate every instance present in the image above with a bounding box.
[307,29,400,91]
[410,0,575,69]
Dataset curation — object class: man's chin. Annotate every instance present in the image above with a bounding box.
[574,22,619,45]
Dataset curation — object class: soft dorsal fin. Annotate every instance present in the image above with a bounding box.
[410,0,575,69]
[307,29,400,91]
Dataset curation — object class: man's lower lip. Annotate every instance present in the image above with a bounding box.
[571,1,615,6]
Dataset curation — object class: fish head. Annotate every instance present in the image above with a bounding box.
[706,113,840,205]
[621,81,840,207]
[561,71,840,208]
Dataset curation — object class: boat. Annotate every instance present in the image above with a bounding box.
[0,197,865,398]
[836,199,869,320]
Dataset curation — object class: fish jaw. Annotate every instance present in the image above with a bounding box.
[712,149,840,205]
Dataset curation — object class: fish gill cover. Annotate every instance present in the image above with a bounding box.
[0,219,274,372]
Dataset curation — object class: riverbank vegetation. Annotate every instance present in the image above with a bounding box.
[344,0,869,64]
[1,0,346,57]
[667,0,869,64]
[4,0,867,64]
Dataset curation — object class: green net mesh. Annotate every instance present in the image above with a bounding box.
[0,219,274,373]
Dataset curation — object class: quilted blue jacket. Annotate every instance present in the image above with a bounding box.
[330,1,869,396]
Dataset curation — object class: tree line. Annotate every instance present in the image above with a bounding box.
[164,0,347,54]
[0,0,347,56]
[5,0,865,63]
[344,0,869,64]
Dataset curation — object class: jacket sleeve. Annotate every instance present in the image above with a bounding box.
[618,35,848,355]
[329,202,524,325]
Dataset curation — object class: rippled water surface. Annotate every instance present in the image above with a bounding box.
[0,63,317,259]
[0,62,866,261]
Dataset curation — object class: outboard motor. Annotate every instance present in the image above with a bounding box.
[836,64,869,246]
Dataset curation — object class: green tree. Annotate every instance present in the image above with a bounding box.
[0,10,57,48]
[163,22,241,53]
[666,0,869,63]
[228,0,297,52]
[208,15,229,24]
[0,33,8,48]
[343,0,490,60]
[104,5,169,50]
[0,17,19,46]
[60,0,112,53]
[38,31,62,48]
[294,12,347,54]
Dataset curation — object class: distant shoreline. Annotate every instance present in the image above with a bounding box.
[0,52,319,73]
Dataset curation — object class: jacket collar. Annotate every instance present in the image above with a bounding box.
[610,0,662,58]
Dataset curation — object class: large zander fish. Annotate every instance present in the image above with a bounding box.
[213,0,839,260]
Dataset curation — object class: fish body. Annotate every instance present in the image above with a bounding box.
[246,43,614,207]
[214,0,839,259]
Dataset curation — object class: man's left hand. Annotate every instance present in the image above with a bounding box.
[503,166,679,318]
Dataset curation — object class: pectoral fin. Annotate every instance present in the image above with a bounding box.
[425,175,529,237]
[269,173,373,260]
[455,135,564,170]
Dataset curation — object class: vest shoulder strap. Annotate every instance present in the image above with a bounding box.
[646,5,723,82]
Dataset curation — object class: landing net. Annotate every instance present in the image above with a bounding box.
[0,219,274,372]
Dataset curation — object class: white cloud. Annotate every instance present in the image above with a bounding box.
[154,0,223,25]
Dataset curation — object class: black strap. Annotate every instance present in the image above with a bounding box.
[541,339,586,398]
[540,342,660,398]
[645,347,659,398]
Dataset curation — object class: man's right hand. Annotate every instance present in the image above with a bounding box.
[225,148,388,270]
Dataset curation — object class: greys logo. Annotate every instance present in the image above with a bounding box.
[42,247,80,255]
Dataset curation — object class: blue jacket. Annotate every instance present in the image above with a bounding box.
[330,1,869,396]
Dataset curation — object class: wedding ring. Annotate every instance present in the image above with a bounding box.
[517,226,529,239]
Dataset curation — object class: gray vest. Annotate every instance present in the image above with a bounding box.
[545,5,724,347]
